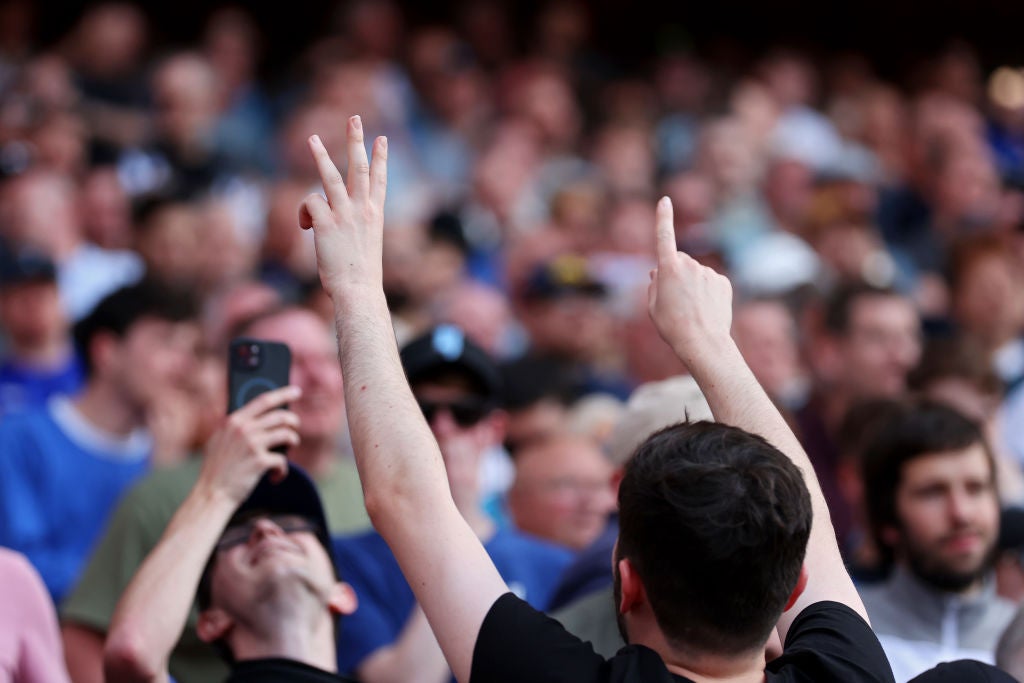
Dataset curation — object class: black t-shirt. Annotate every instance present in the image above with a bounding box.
[471,593,895,683]
[225,658,356,682]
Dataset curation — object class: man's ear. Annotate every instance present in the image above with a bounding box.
[617,557,646,615]
[328,581,358,616]
[783,565,809,612]
[197,608,233,644]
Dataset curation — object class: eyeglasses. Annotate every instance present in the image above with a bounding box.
[215,514,319,553]
[416,397,491,427]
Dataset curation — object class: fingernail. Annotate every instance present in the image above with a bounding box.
[311,134,321,146]
[380,136,388,151]
[352,115,362,131]
[659,196,670,207]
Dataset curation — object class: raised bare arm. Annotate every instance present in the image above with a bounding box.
[647,197,867,641]
[299,116,507,683]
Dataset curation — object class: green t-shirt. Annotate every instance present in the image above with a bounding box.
[61,456,370,683]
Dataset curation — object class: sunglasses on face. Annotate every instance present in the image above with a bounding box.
[416,397,491,428]
[215,514,319,553]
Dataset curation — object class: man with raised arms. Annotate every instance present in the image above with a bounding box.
[300,115,895,683]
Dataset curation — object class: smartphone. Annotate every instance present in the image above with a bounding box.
[227,337,292,415]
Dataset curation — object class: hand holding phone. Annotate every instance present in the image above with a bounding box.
[228,338,293,454]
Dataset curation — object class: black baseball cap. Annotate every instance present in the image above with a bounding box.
[908,660,1016,682]
[0,243,56,287]
[400,324,502,401]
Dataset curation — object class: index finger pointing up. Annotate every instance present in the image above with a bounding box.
[308,135,349,208]
[655,196,677,265]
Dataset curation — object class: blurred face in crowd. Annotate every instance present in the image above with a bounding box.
[837,293,921,398]
[135,203,202,285]
[196,202,259,292]
[520,286,613,362]
[733,300,802,401]
[103,316,201,411]
[80,166,132,249]
[0,280,66,351]
[508,434,616,549]
[504,398,569,456]
[604,197,657,256]
[885,444,999,592]
[436,282,512,358]
[762,158,814,230]
[73,2,147,76]
[591,126,655,197]
[953,249,1024,350]
[152,53,219,147]
[413,376,504,505]
[1,172,81,258]
[244,309,345,445]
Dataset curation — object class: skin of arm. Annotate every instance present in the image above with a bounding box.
[103,386,300,683]
[300,117,507,683]
[62,623,105,683]
[357,606,450,683]
[647,196,868,644]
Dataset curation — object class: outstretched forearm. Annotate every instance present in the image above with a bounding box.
[305,121,506,683]
[333,293,455,528]
[104,486,234,683]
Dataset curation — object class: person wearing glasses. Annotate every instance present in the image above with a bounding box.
[331,324,573,683]
[103,385,359,683]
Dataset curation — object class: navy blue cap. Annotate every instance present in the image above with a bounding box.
[0,245,56,286]
[521,254,606,301]
[400,324,502,401]
[233,464,332,558]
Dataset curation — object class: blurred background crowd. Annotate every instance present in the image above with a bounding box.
[5,0,1024,680]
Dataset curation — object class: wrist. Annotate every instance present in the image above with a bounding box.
[671,331,739,369]
[188,479,242,519]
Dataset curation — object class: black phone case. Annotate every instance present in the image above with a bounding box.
[227,337,292,414]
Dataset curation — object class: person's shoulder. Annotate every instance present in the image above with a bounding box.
[115,457,201,518]
[332,530,400,585]
[771,601,895,683]
[128,457,202,497]
[0,546,38,581]
[487,526,574,563]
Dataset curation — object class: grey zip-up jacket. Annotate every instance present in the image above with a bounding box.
[859,565,1016,682]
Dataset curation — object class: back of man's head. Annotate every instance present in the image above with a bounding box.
[616,421,812,655]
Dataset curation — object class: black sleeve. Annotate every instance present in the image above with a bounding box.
[470,593,609,683]
[768,601,896,682]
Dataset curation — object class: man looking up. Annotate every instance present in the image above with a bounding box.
[61,305,369,683]
[299,117,894,682]
[860,400,1015,681]
[104,385,358,682]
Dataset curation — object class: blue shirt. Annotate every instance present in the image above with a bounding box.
[0,354,85,415]
[333,527,573,676]
[0,397,151,602]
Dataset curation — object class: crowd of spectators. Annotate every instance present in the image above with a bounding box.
[4,1,1024,681]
